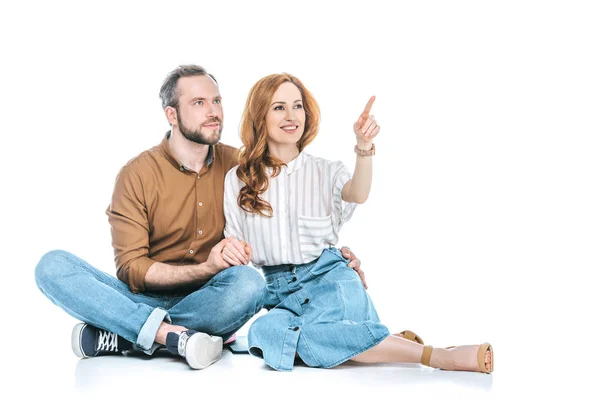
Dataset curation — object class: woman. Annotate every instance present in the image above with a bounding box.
[222,73,493,373]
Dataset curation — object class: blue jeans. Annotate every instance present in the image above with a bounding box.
[35,250,266,354]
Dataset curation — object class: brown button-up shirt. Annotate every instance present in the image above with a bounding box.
[106,133,238,293]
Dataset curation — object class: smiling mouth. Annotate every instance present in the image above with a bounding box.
[280,125,298,133]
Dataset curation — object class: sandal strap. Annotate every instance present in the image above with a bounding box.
[477,343,493,373]
[421,345,433,366]
[396,330,425,345]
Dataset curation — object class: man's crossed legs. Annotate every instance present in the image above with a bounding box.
[35,250,266,369]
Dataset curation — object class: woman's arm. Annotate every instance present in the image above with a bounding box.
[342,96,380,204]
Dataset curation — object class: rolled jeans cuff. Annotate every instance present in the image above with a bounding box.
[136,307,171,354]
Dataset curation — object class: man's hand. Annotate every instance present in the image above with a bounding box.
[222,237,252,266]
[340,246,368,290]
[145,238,239,291]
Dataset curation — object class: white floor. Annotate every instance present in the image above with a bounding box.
[25,328,499,400]
[11,292,597,400]
[69,348,495,399]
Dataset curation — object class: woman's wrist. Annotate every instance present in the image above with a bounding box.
[355,140,373,151]
[354,142,376,157]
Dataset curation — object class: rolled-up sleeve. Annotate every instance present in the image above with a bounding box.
[331,161,358,232]
[106,164,154,293]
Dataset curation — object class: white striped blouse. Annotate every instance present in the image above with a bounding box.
[224,151,357,268]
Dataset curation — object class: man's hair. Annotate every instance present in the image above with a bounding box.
[159,64,218,110]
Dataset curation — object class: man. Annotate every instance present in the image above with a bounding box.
[34,65,365,370]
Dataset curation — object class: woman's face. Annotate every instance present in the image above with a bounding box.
[265,82,306,147]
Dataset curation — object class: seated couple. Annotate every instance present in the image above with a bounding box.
[35,65,493,374]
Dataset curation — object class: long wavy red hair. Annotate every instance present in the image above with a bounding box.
[237,73,320,217]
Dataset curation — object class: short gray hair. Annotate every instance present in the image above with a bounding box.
[159,65,218,110]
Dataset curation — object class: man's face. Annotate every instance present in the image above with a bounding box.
[174,75,223,145]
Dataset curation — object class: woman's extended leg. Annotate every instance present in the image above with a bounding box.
[350,335,493,373]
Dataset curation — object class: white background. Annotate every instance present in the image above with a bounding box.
[1,0,599,398]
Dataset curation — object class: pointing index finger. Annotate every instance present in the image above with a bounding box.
[361,96,376,119]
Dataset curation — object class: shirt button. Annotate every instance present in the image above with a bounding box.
[180,167,184,172]
[292,327,300,331]
[303,299,310,305]
[189,250,194,254]
[197,175,200,180]
[198,202,203,207]
[291,277,297,283]
[198,230,203,235]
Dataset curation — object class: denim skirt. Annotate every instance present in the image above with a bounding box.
[247,248,390,371]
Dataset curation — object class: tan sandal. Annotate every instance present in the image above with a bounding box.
[394,330,424,345]
[420,343,493,373]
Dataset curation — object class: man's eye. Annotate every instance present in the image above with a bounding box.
[195,101,204,106]
[214,99,221,105]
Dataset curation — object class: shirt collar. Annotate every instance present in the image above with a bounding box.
[160,131,214,171]
[284,151,306,175]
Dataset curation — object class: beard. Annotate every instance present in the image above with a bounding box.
[177,112,223,145]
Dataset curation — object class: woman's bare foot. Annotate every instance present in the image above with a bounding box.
[429,345,493,373]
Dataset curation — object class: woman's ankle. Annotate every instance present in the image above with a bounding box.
[430,348,455,370]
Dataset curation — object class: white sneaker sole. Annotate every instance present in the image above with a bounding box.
[185,333,223,370]
[71,323,87,358]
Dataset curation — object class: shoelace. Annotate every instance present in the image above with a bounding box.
[96,330,119,352]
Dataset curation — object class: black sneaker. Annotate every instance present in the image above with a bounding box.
[71,323,133,358]
[166,330,223,369]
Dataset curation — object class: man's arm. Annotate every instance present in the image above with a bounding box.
[107,164,155,293]
[340,246,368,290]
[144,238,230,291]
